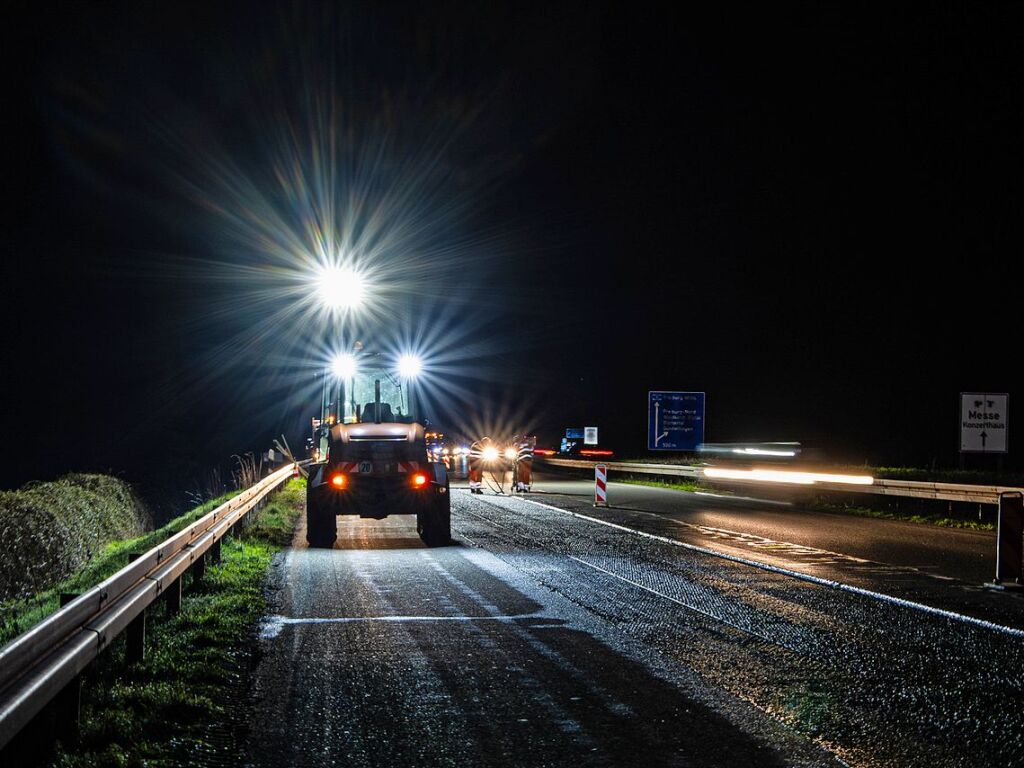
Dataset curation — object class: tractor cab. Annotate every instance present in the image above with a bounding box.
[306,350,450,548]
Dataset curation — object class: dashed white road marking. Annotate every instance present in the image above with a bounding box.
[481,494,1024,640]
[259,613,541,639]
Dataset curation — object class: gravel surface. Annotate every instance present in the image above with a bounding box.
[244,489,1023,767]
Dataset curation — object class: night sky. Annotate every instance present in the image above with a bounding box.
[2,2,1021,507]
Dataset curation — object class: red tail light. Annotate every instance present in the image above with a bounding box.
[330,473,348,489]
[411,472,429,489]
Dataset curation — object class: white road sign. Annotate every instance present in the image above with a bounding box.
[960,392,1008,453]
[584,427,599,445]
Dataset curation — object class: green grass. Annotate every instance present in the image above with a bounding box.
[778,683,836,736]
[1,491,240,647]
[869,466,1024,487]
[47,478,305,768]
[616,477,707,494]
[610,476,994,531]
[808,501,995,531]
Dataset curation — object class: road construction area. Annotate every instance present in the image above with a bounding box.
[245,479,1023,767]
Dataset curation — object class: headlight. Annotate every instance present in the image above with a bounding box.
[503,447,517,461]
[482,446,499,462]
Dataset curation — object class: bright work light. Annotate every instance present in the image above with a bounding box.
[316,265,365,310]
[398,354,423,378]
[332,353,357,378]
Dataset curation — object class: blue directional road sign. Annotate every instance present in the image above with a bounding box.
[648,391,705,451]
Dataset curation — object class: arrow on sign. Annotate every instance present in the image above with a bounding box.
[653,402,668,446]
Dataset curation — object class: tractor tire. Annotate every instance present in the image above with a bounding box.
[306,487,337,548]
[418,495,451,547]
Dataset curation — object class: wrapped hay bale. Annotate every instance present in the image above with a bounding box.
[0,474,151,603]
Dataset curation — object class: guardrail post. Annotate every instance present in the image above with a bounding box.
[993,492,1024,588]
[52,593,83,745]
[165,577,182,615]
[53,677,82,747]
[191,552,206,585]
[126,554,146,663]
[210,538,222,565]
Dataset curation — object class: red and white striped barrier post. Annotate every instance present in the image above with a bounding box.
[594,464,608,507]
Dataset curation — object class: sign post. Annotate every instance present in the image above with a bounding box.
[994,492,1023,589]
[594,464,608,507]
[960,392,1008,454]
[648,391,705,451]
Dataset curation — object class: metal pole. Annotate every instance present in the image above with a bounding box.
[994,491,1024,588]
[321,370,329,424]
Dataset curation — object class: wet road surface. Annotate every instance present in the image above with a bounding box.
[245,488,1024,768]
[530,470,996,585]
[525,471,1024,633]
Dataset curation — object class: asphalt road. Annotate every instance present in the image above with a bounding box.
[245,488,1024,768]
[517,471,1024,633]
[530,471,996,585]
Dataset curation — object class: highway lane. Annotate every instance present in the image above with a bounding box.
[245,489,1023,768]
[520,471,1024,632]
[529,471,996,586]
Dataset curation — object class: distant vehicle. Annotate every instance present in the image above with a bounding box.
[306,351,450,548]
[559,440,614,459]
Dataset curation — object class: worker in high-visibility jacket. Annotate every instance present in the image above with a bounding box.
[514,435,536,493]
[468,438,492,494]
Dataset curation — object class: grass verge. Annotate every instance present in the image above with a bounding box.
[43,478,304,768]
[1,491,240,647]
[610,477,994,531]
[616,477,707,494]
[806,501,994,531]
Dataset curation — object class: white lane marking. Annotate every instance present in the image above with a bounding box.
[259,613,540,639]
[694,490,793,506]
[567,555,798,651]
[494,496,1024,640]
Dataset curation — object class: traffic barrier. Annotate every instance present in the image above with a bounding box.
[535,457,1014,505]
[594,464,608,507]
[0,463,299,752]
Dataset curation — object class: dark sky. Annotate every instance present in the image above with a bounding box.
[2,2,1021,504]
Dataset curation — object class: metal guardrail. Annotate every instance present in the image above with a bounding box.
[536,457,1016,505]
[0,462,297,750]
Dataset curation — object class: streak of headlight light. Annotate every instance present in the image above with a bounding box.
[702,468,874,485]
[731,448,797,457]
